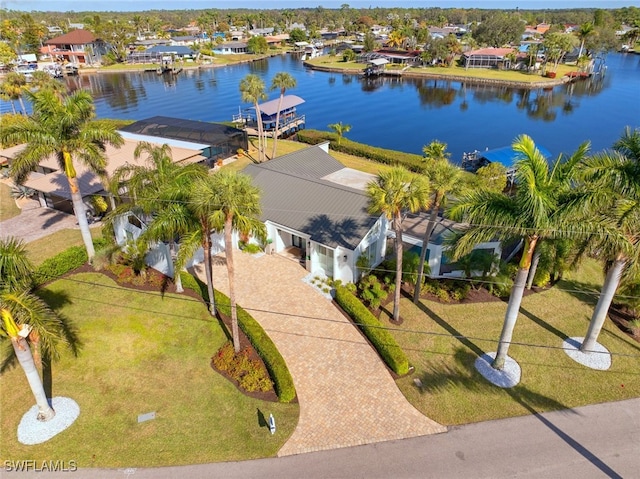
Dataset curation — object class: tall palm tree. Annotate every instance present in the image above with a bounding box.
[576,127,640,353]
[413,142,462,302]
[1,89,124,262]
[239,74,267,162]
[367,167,430,322]
[576,22,595,59]
[192,171,265,352]
[0,237,79,422]
[448,135,589,370]
[269,72,297,159]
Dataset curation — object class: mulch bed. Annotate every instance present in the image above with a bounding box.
[608,304,640,343]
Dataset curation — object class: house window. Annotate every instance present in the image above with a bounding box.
[317,245,334,277]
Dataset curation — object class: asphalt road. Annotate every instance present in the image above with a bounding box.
[9,398,638,479]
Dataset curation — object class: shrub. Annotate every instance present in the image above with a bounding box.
[241,243,262,254]
[180,272,296,403]
[35,246,87,286]
[359,274,387,310]
[213,342,274,393]
[335,285,410,375]
[297,129,425,172]
[533,269,551,288]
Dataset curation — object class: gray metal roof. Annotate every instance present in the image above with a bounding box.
[244,146,377,250]
[257,95,305,117]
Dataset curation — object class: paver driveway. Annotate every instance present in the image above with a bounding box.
[0,199,79,243]
[194,252,445,456]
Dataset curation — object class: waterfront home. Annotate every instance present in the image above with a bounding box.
[213,42,248,55]
[461,48,518,69]
[44,29,108,66]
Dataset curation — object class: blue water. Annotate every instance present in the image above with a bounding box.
[4,52,639,161]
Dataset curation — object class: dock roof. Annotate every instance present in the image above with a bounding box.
[256,95,305,116]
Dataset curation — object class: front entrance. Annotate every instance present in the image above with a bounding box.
[292,234,306,257]
[316,245,334,277]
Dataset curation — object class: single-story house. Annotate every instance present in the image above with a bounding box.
[461,48,518,69]
[119,116,248,166]
[212,42,248,55]
[0,138,206,214]
[44,29,108,66]
[110,141,502,283]
[145,45,195,60]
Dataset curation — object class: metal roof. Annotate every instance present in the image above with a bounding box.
[256,95,305,117]
[369,58,389,66]
[244,146,377,250]
[479,145,552,169]
[146,46,194,55]
[120,116,245,147]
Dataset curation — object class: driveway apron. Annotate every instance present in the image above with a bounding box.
[193,253,445,456]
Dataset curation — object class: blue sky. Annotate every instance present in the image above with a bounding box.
[4,0,639,13]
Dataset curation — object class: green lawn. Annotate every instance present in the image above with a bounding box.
[386,259,640,426]
[0,182,20,222]
[0,273,299,467]
[25,228,103,266]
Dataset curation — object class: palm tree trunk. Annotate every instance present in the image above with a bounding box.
[413,199,439,303]
[580,257,625,352]
[67,176,95,261]
[526,250,541,290]
[12,337,55,421]
[254,103,264,162]
[492,266,529,370]
[492,236,537,370]
[224,217,241,353]
[169,241,184,293]
[18,96,27,115]
[202,223,216,315]
[271,91,285,160]
[392,215,403,322]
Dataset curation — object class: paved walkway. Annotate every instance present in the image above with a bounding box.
[0,198,80,243]
[193,252,445,457]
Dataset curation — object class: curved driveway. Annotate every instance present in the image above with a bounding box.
[194,253,444,456]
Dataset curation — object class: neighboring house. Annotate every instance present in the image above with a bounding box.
[461,47,517,69]
[119,116,248,166]
[0,116,246,215]
[250,28,274,37]
[403,214,501,278]
[145,45,195,60]
[44,29,108,65]
[212,41,248,55]
[170,36,203,47]
[0,138,206,215]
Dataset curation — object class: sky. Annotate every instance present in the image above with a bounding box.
[3,0,639,13]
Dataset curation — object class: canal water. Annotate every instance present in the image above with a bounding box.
[5,52,640,161]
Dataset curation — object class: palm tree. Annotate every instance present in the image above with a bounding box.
[328,121,351,146]
[192,171,265,352]
[1,72,28,114]
[0,237,79,422]
[448,135,589,370]
[413,142,462,302]
[367,167,430,322]
[576,127,640,353]
[239,74,267,162]
[1,89,124,262]
[576,22,595,59]
[107,142,207,294]
[269,72,297,159]
[29,71,66,97]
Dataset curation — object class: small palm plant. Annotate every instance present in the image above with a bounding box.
[328,121,351,146]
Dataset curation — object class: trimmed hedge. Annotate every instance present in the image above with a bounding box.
[297,129,425,173]
[180,272,297,403]
[334,285,410,375]
[35,246,87,286]
[34,238,109,286]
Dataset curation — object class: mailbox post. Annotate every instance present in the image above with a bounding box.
[268,413,276,435]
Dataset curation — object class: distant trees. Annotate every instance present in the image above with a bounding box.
[543,32,578,72]
[289,28,307,43]
[472,13,525,47]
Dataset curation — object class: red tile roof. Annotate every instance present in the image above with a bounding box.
[45,29,98,45]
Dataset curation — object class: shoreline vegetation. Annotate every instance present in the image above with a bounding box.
[73,49,579,89]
